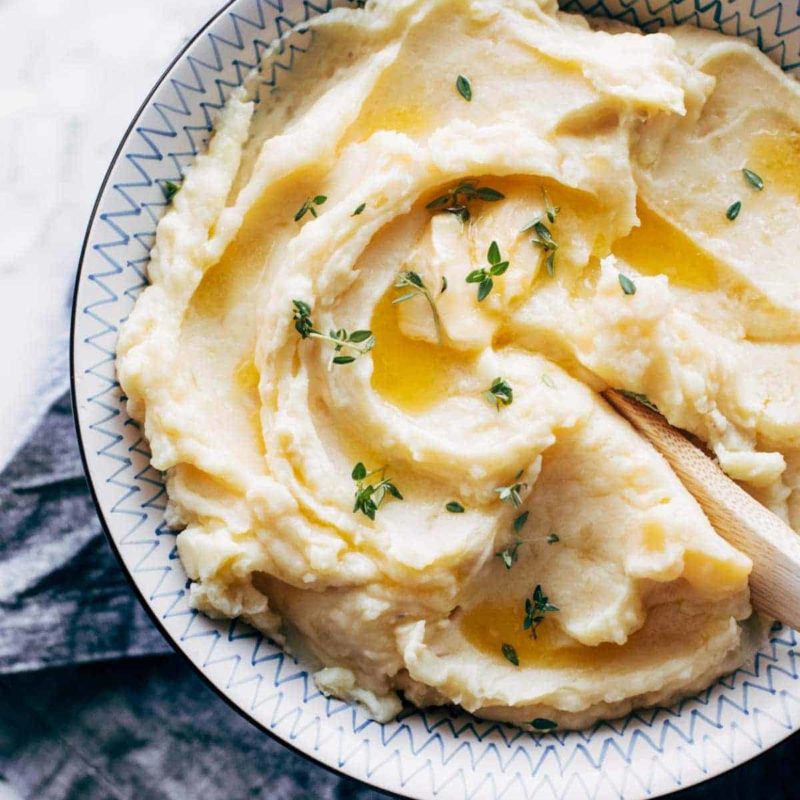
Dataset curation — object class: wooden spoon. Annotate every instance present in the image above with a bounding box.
[604,388,800,629]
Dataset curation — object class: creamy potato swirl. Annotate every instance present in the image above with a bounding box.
[117,0,800,727]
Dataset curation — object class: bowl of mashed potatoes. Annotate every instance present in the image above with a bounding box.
[73,0,800,797]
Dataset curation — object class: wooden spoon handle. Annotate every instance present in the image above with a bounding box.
[605,389,800,629]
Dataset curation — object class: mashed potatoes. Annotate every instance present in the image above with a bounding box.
[116,0,800,729]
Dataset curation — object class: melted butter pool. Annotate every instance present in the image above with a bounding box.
[459,598,706,670]
[369,291,476,413]
[612,203,719,291]
[748,129,800,203]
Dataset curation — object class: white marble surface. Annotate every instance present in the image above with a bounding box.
[0,0,222,471]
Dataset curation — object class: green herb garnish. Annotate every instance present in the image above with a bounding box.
[351,462,402,520]
[456,75,472,101]
[466,240,509,301]
[393,271,444,344]
[291,300,375,368]
[495,470,527,508]
[483,376,513,411]
[426,181,504,224]
[541,374,556,389]
[547,533,560,544]
[497,512,529,569]
[163,180,181,202]
[742,168,764,191]
[496,539,522,570]
[726,200,742,221]
[446,501,465,513]
[501,643,519,666]
[522,189,560,276]
[440,276,448,294]
[542,189,560,224]
[523,585,559,639]
[531,718,557,731]
[352,202,367,216]
[617,389,659,412]
[618,273,636,296]
[295,195,327,222]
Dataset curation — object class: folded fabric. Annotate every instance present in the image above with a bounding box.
[0,392,170,675]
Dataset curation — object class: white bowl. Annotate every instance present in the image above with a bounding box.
[71,2,800,797]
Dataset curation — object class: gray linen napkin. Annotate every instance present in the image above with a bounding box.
[0,391,171,674]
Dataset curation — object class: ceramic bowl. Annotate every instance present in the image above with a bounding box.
[71,2,800,797]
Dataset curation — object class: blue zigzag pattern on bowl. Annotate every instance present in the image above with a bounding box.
[73,1,800,797]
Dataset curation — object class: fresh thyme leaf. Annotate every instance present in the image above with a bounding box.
[456,74,472,102]
[446,501,465,513]
[441,276,448,294]
[742,168,764,191]
[426,194,452,210]
[546,532,560,544]
[352,202,367,216]
[618,273,636,296]
[163,180,181,202]
[352,462,367,481]
[531,718,557,731]
[543,189,560,224]
[466,242,510,301]
[426,181,504,224]
[291,300,375,368]
[292,300,315,338]
[523,584,559,639]
[393,271,444,344]
[495,471,527,508]
[726,200,742,221]
[617,389,659,412]
[476,187,504,202]
[295,194,327,222]
[352,463,403,520]
[496,539,522,569]
[501,643,519,666]
[513,511,529,534]
[541,374,556,389]
[483,376,514,411]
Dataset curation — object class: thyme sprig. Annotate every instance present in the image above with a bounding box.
[495,470,527,508]
[294,194,327,222]
[426,181,505,224]
[483,376,513,411]
[456,75,472,102]
[497,511,528,569]
[522,190,561,276]
[392,271,444,344]
[466,241,509,301]
[291,300,375,369]
[523,585,559,639]
[351,462,403,520]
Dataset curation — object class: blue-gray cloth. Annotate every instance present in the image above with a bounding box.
[0,393,796,799]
